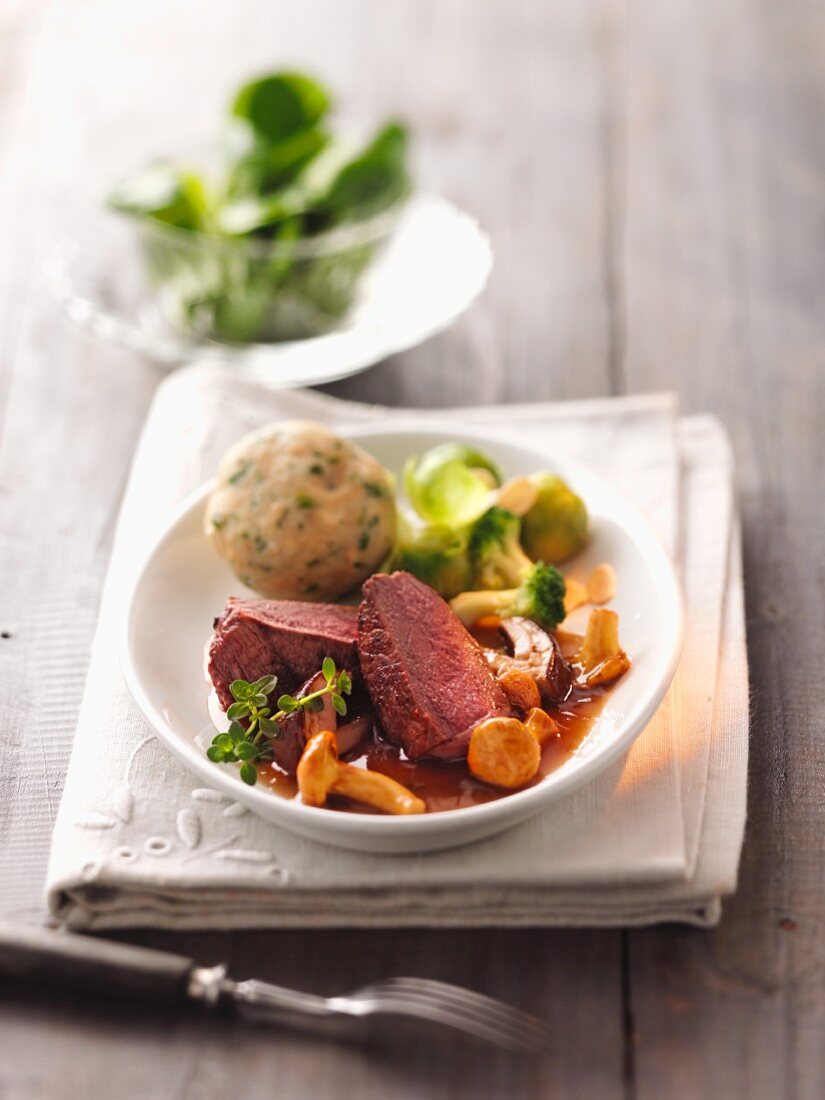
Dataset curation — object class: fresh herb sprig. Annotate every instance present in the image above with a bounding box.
[207,658,352,785]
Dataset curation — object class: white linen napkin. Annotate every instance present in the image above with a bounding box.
[45,368,748,929]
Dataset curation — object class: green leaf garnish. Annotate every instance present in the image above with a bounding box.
[207,658,351,785]
[239,761,258,785]
[250,675,277,694]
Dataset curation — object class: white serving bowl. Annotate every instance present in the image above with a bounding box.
[122,422,683,853]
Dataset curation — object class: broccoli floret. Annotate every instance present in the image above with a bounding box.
[469,505,534,589]
[516,562,567,626]
[389,522,473,599]
[449,562,567,631]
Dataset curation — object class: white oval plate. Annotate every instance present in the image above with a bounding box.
[122,423,683,853]
[45,196,492,389]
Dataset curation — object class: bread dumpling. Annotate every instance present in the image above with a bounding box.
[205,421,396,600]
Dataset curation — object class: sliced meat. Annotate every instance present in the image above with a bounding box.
[357,571,512,761]
[208,597,358,710]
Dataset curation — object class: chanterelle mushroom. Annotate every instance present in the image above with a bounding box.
[577,609,631,686]
[297,730,426,815]
[468,716,541,789]
[485,617,573,704]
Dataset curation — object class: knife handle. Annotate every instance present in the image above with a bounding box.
[0,923,198,1004]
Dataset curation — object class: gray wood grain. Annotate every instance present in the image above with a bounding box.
[1,929,624,1099]
[621,2,825,1098]
[0,0,822,1096]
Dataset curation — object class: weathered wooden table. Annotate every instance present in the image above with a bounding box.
[1,1,823,1096]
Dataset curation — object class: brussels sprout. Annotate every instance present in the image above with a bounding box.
[403,443,501,526]
[521,473,588,563]
[389,518,473,599]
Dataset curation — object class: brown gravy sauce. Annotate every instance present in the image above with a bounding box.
[256,625,612,814]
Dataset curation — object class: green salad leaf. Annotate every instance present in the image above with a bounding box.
[226,126,331,201]
[108,69,412,343]
[109,164,213,231]
[314,122,410,224]
[231,72,331,144]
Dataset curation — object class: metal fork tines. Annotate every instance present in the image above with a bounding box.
[327,976,546,1052]
[229,972,546,1052]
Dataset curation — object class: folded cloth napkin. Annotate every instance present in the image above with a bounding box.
[46,368,748,929]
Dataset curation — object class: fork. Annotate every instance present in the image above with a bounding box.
[229,972,546,1052]
[0,922,546,1053]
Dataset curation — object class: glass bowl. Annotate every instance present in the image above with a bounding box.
[121,197,407,345]
[45,194,493,385]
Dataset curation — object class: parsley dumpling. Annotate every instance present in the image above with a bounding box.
[205,421,396,599]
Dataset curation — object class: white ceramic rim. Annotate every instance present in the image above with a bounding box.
[121,420,685,842]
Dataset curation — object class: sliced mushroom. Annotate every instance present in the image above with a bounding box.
[496,667,542,711]
[274,671,338,775]
[491,616,574,704]
[335,712,374,756]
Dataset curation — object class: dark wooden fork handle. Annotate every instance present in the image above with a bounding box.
[0,922,197,1004]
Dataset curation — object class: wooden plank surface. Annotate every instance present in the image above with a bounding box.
[0,0,822,1097]
[622,3,825,1098]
